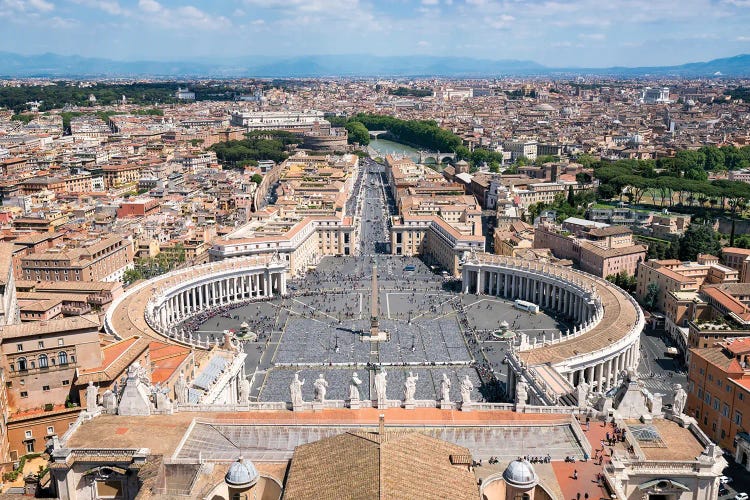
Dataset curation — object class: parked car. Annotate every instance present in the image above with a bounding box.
[720,476,733,485]
[734,492,748,500]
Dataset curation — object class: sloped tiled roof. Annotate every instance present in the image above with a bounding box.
[283,431,477,500]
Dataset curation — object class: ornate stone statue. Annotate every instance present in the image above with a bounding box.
[440,373,451,403]
[349,372,362,401]
[313,373,328,402]
[374,370,388,403]
[86,381,98,413]
[576,381,590,406]
[290,373,305,407]
[102,390,117,413]
[515,380,528,405]
[460,375,474,405]
[403,372,418,403]
[238,377,251,405]
[174,371,189,405]
[673,383,687,416]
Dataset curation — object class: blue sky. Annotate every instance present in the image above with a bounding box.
[1,0,750,67]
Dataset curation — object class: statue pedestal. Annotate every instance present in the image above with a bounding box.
[461,402,473,412]
[403,401,415,410]
[349,399,361,410]
[292,403,304,412]
[312,401,324,412]
[440,401,452,410]
[376,399,388,410]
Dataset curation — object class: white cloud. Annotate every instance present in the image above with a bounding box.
[417,40,430,47]
[28,0,53,11]
[422,0,440,4]
[72,0,128,16]
[578,33,606,40]
[138,0,162,13]
[737,35,750,41]
[0,0,53,12]
[489,14,514,29]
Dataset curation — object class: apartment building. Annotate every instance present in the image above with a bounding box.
[635,255,738,312]
[723,247,750,283]
[533,219,646,278]
[19,235,134,283]
[686,336,750,456]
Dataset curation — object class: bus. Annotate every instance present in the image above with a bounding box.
[514,299,540,314]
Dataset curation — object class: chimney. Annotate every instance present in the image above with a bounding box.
[379,414,385,437]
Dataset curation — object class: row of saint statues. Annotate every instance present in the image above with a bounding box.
[289,371,475,406]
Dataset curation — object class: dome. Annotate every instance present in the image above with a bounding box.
[502,459,538,488]
[456,160,469,166]
[225,457,259,488]
[534,103,555,112]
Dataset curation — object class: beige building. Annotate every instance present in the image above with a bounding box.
[722,247,750,283]
[1,314,101,412]
[20,235,134,283]
[533,220,646,278]
[636,255,739,312]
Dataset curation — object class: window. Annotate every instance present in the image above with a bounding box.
[17,358,27,371]
[16,344,22,352]
[38,354,48,368]
[705,393,711,404]
[25,442,34,453]
[58,352,68,365]
[713,399,720,411]
[723,404,730,417]
[57,338,64,346]
[62,380,69,386]
[20,391,27,398]
[46,426,54,435]
[24,431,32,439]
[37,341,44,349]
[698,388,703,398]
[735,411,743,425]
[42,385,49,392]
[740,392,745,401]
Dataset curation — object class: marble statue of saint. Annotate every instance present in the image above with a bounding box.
[102,390,117,413]
[440,373,451,403]
[577,381,590,406]
[404,372,419,402]
[460,375,474,405]
[515,380,528,405]
[673,383,688,416]
[349,372,362,401]
[174,371,188,405]
[313,373,328,402]
[374,370,388,403]
[238,377,251,405]
[290,373,305,407]
[86,381,98,413]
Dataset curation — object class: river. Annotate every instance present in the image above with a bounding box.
[368,138,421,163]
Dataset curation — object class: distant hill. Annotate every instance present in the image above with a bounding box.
[1,51,749,78]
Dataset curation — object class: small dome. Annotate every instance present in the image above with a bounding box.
[534,103,555,112]
[503,459,538,488]
[225,457,259,488]
[456,160,469,166]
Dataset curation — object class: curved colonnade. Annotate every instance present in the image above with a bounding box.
[462,254,644,405]
[104,256,287,346]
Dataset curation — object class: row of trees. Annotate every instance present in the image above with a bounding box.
[350,113,464,152]
[209,130,298,167]
[655,145,750,179]
[123,245,186,286]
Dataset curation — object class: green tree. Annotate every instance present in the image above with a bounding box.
[567,185,575,206]
[251,174,263,184]
[643,283,660,309]
[344,121,370,146]
[677,224,721,261]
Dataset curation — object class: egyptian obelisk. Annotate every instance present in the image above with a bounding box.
[366,257,387,341]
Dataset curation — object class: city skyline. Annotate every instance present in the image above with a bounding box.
[3,0,750,67]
